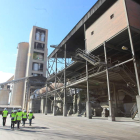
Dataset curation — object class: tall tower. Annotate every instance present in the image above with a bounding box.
[11,42,29,106]
[23,26,48,109]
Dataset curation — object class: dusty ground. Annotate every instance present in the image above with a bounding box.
[0,114,140,140]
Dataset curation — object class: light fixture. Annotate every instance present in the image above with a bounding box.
[122,46,128,50]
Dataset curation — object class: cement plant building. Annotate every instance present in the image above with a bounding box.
[11,26,48,110]
[37,0,140,121]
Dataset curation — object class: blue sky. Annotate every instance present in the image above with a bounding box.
[0,0,97,83]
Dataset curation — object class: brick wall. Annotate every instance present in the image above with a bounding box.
[126,0,140,30]
[86,0,128,52]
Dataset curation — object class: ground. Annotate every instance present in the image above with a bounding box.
[0,114,140,140]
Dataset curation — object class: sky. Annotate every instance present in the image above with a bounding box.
[0,0,97,83]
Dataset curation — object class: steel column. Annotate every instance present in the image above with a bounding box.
[104,42,115,121]
[124,0,140,96]
[53,53,57,116]
[86,61,91,119]
[63,44,67,116]
[45,81,48,115]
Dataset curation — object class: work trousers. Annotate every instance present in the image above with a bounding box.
[11,121,15,129]
[17,121,21,128]
[3,117,6,126]
[22,118,26,126]
[29,119,32,126]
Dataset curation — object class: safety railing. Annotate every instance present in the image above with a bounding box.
[130,103,138,119]
[76,48,101,64]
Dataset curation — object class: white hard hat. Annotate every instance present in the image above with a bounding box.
[18,109,21,112]
[24,110,26,112]
[4,108,7,110]
[29,110,32,113]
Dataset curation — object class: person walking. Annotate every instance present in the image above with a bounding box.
[2,108,8,126]
[22,110,27,126]
[16,109,22,129]
[10,110,16,130]
[28,110,34,126]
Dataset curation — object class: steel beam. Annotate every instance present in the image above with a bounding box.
[63,44,67,116]
[104,42,115,121]
[53,53,57,116]
[45,57,49,115]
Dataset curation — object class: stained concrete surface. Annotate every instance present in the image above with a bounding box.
[0,114,140,140]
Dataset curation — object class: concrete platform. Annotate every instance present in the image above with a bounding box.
[0,114,140,140]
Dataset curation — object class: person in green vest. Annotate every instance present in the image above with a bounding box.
[2,108,8,126]
[16,109,22,129]
[10,110,16,130]
[22,110,27,126]
[28,110,34,126]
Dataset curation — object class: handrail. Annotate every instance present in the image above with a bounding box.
[130,103,138,119]
[76,48,101,62]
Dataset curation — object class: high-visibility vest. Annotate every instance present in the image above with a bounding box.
[28,113,33,119]
[11,113,16,121]
[3,110,8,117]
[16,112,23,121]
[22,112,27,119]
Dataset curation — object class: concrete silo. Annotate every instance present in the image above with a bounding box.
[11,42,29,106]
[0,85,10,105]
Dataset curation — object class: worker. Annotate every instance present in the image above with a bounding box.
[22,110,27,126]
[28,110,34,126]
[2,108,8,126]
[10,110,16,130]
[16,109,22,129]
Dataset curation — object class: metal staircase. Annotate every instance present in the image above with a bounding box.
[76,48,105,66]
[116,64,137,95]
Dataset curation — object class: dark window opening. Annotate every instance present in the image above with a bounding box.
[110,14,114,19]
[91,31,94,35]
[31,73,43,77]
[34,42,45,51]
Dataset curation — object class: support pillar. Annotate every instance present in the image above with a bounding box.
[86,61,91,119]
[104,42,115,121]
[63,44,67,116]
[53,53,57,116]
[45,81,48,115]
[73,91,77,114]
[124,0,140,120]
[41,97,45,113]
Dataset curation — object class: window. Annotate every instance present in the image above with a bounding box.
[32,63,43,72]
[34,42,45,51]
[32,73,43,76]
[33,52,44,61]
[110,14,114,19]
[91,31,94,35]
[35,29,46,42]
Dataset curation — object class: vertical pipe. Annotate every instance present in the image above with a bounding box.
[53,53,57,116]
[104,42,115,121]
[63,44,67,116]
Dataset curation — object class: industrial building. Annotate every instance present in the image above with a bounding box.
[10,26,48,111]
[35,0,140,121]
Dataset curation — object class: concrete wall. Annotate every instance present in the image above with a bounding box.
[126,0,140,30]
[0,86,9,105]
[11,42,29,106]
[86,0,128,52]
